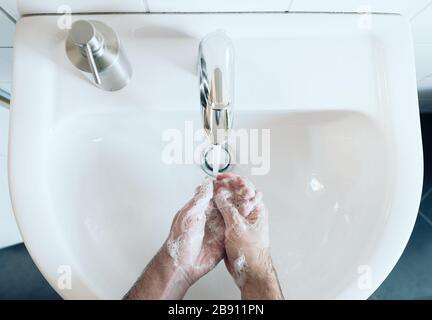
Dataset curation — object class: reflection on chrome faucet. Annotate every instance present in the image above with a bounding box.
[198,31,235,146]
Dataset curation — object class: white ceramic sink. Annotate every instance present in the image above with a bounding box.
[9,13,422,299]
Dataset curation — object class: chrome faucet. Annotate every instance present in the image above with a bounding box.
[198,31,235,146]
[65,20,132,91]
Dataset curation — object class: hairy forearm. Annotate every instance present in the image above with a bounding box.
[241,268,284,300]
[123,248,190,300]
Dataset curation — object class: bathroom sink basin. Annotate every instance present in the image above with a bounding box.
[9,13,422,299]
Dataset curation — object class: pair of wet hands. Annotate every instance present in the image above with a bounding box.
[163,173,272,289]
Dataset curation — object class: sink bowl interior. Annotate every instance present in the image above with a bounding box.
[47,110,389,299]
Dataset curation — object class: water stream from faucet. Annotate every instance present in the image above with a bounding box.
[212,144,222,176]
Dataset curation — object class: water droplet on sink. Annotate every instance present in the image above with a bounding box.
[309,177,325,192]
[334,202,340,211]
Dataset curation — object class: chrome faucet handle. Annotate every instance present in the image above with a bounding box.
[84,42,101,85]
[69,21,102,85]
[66,20,132,91]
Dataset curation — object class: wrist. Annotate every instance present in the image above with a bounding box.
[124,246,191,300]
[154,247,192,291]
[240,263,284,300]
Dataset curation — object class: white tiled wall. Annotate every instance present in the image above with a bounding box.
[0,0,18,19]
[146,0,292,12]
[1,0,432,247]
[411,2,432,108]
[0,122,21,248]
[0,8,14,46]
[16,0,145,14]
[0,0,14,92]
[289,0,431,16]
[0,0,18,248]
[0,48,12,90]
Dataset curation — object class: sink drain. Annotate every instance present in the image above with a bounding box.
[201,144,233,177]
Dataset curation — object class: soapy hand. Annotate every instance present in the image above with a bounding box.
[124,174,283,300]
[214,173,283,299]
[124,177,225,300]
[165,177,225,285]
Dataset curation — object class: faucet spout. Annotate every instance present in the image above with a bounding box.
[198,31,235,146]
